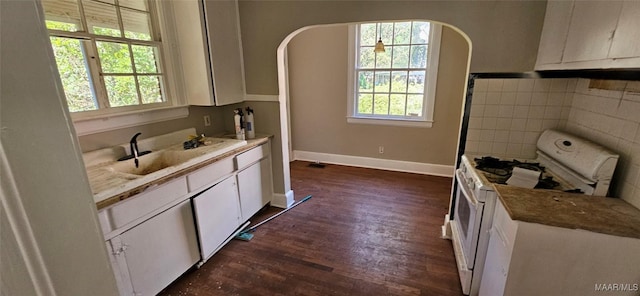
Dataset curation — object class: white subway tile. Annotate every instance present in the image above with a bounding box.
[494,130,510,142]
[472,91,487,105]
[531,92,549,106]
[533,79,551,92]
[616,100,640,122]
[482,117,498,129]
[566,79,578,92]
[469,117,482,128]
[465,141,480,153]
[523,131,540,144]
[514,106,530,119]
[488,79,504,92]
[496,118,513,130]
[626,81,640,92]
[486,92,502,105]
[492,142,508,154]
[506,143,522,156]
[564,92,575,107]
[547,92,565,106]
[511,118,527,131]
[502,79,519,92]
[478,141,493,154]
[498,105,515,118]
[521,144,538,158]
[466,129,481,141]
[470,104,485,117]
[516,92,532,106]
[484,105,500,117]
[500,92,517,105]
[528,106,546,119]
[621,121,639,142]
[550,79,569,92]
[544,106,562,119]
[623,90,640,103]
[625,164,640,184]
[575,78,591,94]
[474,79,488,92]
[526,119,543,131]
[517,79,535,92]
[509,131,525,143]
[542,119,560,130]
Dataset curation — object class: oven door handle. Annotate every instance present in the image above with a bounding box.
[456,169,481,209]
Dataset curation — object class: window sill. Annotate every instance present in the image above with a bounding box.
[346,116,433,128]
[72,106,190,136]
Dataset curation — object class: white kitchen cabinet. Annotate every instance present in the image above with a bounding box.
[479,200,640,296]
[562,1,622,63]
[236,143,272,221]
[172,0,244,106]
[192,175,241,262]
[535,0,640,70]
[609,1,640,59]
[106,199,199,296]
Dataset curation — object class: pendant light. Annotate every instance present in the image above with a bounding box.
[374,37,386,53]
[373,24,385,53]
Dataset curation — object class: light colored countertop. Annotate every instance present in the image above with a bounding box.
[493,184,640,239]
[87,134,270,210]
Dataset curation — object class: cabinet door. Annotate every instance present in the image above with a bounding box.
[536,0,574,66]
[192,176,241,260]
[237,157,271,221]
[118,200,199,296]
[203,0,245,106]
[562,1,622,62]
[609,1,640,59]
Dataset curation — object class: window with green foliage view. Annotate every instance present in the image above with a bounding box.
[41,0,167,113]
[349,21,441,127]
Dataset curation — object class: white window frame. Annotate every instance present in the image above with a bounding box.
[42,0,188,135]
[347,21,441,128]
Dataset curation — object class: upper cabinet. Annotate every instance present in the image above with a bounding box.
[172,0,245,106]
[536,0,640,70]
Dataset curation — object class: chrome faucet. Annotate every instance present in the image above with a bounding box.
[130,132,142,168]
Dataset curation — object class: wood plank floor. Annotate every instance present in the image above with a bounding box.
[159,161,463,296]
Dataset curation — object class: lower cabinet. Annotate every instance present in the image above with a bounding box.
[237,157,271,221]
[192,175,241,261]
[106,199,199,296]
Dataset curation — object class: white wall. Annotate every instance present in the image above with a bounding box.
[565,79,640,208]
[465,78,575,159]
[0,1,118,295]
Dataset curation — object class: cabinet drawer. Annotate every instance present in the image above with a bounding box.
[100,177,188,233]
[187,157,234,192]
[235,144,268,170]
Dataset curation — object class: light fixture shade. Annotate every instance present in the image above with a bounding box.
[374,38,385,53]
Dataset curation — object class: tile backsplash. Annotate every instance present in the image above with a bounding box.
[465,78,575,159]
[565,79,640,208]
[464,77,640,208]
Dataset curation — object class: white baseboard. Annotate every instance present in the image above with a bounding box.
[271,190,294,208]
[293,150,454,177]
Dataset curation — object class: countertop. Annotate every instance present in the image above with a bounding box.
[89,136,270,210]
[493,184,640,239]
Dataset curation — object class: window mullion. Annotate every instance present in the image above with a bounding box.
[76,0,89,33]
[85,39,111,108]
[128,43,144,105]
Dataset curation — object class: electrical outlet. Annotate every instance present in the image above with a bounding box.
[203,115,211,126]
[378,146,384,154]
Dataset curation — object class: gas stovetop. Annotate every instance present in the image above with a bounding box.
[473,156,581,192]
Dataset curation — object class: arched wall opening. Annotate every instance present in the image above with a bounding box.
[274,21,472,206]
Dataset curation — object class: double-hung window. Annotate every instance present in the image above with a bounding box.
[41,0,169,115]
[348,21,441,127]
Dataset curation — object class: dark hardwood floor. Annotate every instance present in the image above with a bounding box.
[159,161,463,295]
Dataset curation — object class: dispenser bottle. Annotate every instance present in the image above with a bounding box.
[245,107,255,139]
[234,108,245,140]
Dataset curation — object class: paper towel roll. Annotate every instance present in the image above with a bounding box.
[506,167,541,189]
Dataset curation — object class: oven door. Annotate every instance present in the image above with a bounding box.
[451,168,484,270]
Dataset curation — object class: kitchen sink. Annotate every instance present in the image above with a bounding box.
[106,138,246,176]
